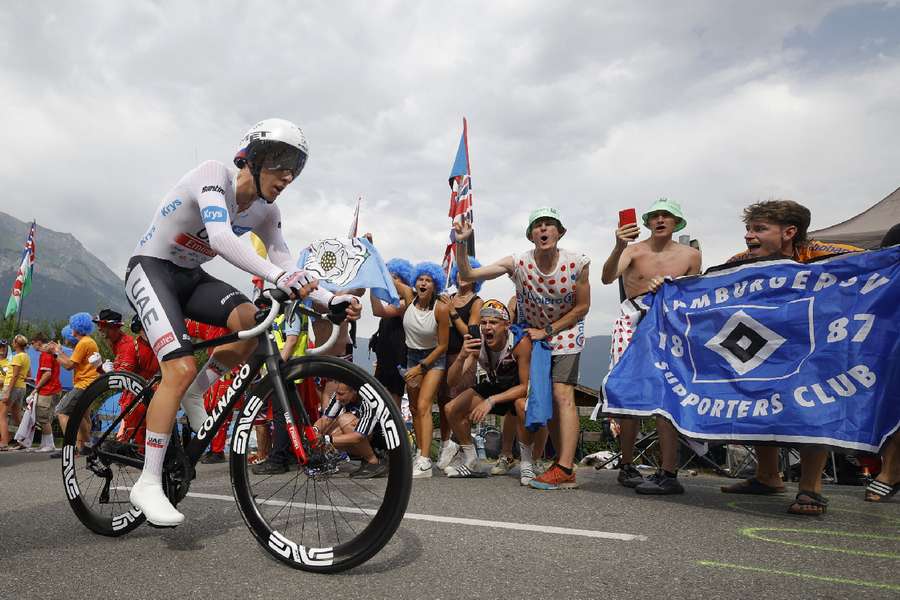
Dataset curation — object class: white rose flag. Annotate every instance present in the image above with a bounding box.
[297,237,400,305]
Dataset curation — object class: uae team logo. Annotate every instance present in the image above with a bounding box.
[301,238,370,288]
[684,298,815,383]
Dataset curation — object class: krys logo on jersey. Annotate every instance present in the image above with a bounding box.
[602,247,900,452]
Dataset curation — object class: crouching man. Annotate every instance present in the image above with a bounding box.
[314,383,386,479]
[444,300,540,484]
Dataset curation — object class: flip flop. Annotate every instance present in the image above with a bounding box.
[720,477,786,495]
[788,490,828,516]
[865,479,900,502]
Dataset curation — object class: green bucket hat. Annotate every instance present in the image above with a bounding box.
[526,207,567,241]
[642,198,687,232]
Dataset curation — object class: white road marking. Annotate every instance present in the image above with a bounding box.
[186,491,647,541]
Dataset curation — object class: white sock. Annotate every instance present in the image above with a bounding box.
[140,431,170,485]
[461,444,477,463]
[41,432,54,448]
[518,441,533,464]
[181,356,229,431]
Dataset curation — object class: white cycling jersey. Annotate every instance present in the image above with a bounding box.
[133,160,293,282]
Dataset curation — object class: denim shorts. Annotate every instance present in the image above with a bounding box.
[407,347,446,371]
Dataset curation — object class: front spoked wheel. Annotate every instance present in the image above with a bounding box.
[230,356,412,572]
[61,372,148,536]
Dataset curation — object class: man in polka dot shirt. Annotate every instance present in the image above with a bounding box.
[454,207,591,490]
[600,198,701,495]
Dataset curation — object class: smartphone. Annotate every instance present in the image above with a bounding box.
[618,208,637,228]
[468,324,481,339]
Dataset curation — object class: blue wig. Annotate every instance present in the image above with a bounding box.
[449,258,483,294]
[413,261,446,294]
[69,312,95,336]
[61,325,78,345]
[386,258,415,287]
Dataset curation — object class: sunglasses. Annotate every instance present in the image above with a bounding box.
[260,144,307,178]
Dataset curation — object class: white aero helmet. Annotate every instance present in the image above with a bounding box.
[234,118,309,177]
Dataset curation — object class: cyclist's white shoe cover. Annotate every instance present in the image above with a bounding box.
[130,478,185,527]
[131,431,184,526]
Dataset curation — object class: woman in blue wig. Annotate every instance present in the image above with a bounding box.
[372,260,449,479]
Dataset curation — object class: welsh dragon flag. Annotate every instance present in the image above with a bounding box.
[5,220,36,318]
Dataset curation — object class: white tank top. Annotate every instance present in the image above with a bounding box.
[403,301,438,350]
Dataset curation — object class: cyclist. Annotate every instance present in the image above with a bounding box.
[125,118,359,527]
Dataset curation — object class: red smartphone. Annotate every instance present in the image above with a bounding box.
[618,208,637,228]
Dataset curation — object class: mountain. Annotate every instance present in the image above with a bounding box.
[0,212,129,322]
[351,334,612,390]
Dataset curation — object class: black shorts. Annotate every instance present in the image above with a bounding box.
[473,381,517,416]
[125,255,250,361]
[374,363,405,397]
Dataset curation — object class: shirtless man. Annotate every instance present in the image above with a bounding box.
[600,198,701,494]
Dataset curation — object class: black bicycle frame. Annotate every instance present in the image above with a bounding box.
[97,328,315,469]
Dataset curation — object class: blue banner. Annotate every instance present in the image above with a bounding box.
[603,247,900,452]
[297,237,400,305]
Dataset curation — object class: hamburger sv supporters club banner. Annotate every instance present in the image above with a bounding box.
[602,246,900,452]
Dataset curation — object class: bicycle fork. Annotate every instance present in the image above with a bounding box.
[263,351,318,465]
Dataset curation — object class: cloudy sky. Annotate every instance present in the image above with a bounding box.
[3,1,900,338]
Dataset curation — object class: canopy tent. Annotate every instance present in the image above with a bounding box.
[809,186,900,249]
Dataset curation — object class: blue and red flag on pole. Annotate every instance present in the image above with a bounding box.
[5,220,36,319]
[442,118,475,276]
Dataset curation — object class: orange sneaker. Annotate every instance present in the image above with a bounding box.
[529,463,578,490]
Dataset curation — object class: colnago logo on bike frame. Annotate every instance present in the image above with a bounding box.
[268,531,333,567]
[231,395,263,454]
[196,363,252,441]
[358,383,401,450]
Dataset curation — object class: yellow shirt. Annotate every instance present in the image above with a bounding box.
[5,352,30,388]
[0,357,8,387]
[71,336,100,390]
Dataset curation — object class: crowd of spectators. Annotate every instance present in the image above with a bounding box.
[1,202,898,511]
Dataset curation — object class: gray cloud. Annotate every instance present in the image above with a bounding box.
[2,0,899,337]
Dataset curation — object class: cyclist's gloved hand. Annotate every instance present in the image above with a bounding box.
[101,360,115,373]
[327,294,360,324]
[275,270,316,298]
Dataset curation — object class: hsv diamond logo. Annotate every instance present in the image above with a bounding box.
[704,310,785,375]
[685,298,814,383]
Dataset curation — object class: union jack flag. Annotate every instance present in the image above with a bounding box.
[442,118,475,276]
[5,220,36,319]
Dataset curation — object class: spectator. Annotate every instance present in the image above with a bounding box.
[600,198,701,494]
[110,315,160,450]
[444,300,536,483]
[719,200,860,516]
[370,258,413,408]
[0,335,31,450]
[29,332,61,453]
[455,207,591,490]
[93,309,127,374]
[373,261,450,479]
[48,312,101,455]
[864,222,900,503]
[436,259,484,471]
[314,383,387,479]
[0,339,8,399]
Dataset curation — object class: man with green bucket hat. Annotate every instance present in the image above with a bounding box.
[454,207,590,490]
[599,197,701,494]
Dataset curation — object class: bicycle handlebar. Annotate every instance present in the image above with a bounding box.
[238,289,343,355]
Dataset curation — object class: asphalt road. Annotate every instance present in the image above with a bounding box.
[2,451,898,600]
